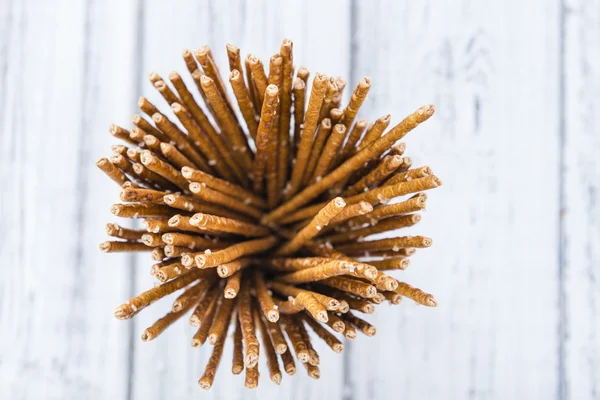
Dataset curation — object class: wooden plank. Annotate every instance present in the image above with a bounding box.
[349,1,561,399]
[562,0,600,398]
[0,1,138,399]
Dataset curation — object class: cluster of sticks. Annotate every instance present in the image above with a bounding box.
[97,39,440,390]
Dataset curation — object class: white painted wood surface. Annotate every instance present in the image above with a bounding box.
[0,0,597,399]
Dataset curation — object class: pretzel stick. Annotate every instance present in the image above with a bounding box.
[309,123,347,183]
[164,193,250,221]
[347,193,427,227]
[395,281,437,306]
[194,46,236,116]
[97,158,128,186]
[245,55,260,114]
[280,347,296,375]
[341,311,376,336]
[341,77,371,130]
[140,150,189,191]
[277,39,294,194]
[189,182,263,220]
[194,236,277,269]
[191,294,219,347]
[245,363,260,389]
[336,236,432,254]
[319,78,338,121]
[231,314,245,374]
[216,257,252,278]
[323,214,421,245]
[238,279,260,367]
[254,271,279,322]
[269,280,339,311]
[189,285,219,326]
[342,155,403,196]
[106,223,145,241]
[99,241,150,253]
[330,108,344,124]
[357,114,391,152]
[110,203,175,219]
[286,73,327,198]
[263,104,436,223]
[198,331,226,390]
[230,69,258,139]
[292,77,306,149]
[321,276,377,298]
[247,54,269,106]
[302,314,344,353]
[207,296,235,345]
[224,271,242,298]
[253,84,279,194]
[255,307,282,385]
[141,296,198,342]
[281,316,310,363]
[109,124,137,146]
[302,118,332,185]
[190,213,270,237]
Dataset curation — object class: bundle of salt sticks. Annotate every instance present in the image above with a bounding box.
[97,39,440,390]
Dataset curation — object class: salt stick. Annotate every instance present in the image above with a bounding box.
[347,193,427,227]
[262,104,436,224]
[168,215,216,236]
[253,271,279,322]
[319,78,339,122]
[292,77,306,148]
[332,77,346,108]
[278,175,440,225]
[189,183,263,220]
[245,363,260,389]
[226,44,250,103]
[356,114,391,152]
[364,270,398,292]
[224,271,242,299]
[192,294,219,347]
[114,269,205,320]
[321,276,377,299]
[276,260,352,284]
[255,307,282,385]
[302,118,333,185]
[110,153,138,181]
[96,158,128,186]
[216,257,252,278]
[230,69,258,139]
[362,248,416,258]
[252,84,279,194]
[198,330,226,390]
[296,317,320,366]
[341,77,371,131]
[269,280,338,311]
[335,291,375,314]
[133,161,180,191]
[395,281,437,306]
[140,150,189,192]
[120,187,166,204]
[109,124,137,146]
[381,290,403,304]
[154,261,186,282]
[238,280,260,368]
[110,203,175,219]
[189,285,219,326]
[265,318,288,355]
[144,218,172,234]
[336,236,432,254]
[276,197,345,255]
[302,314,344,353]
[199,75,253,171]
[324,214,422,245]
[270,282,328,322]
[164,193,250,221]
[194,236,277,269]
[247,54,269,106]
[132,114,168,143]
[129,126,147,144]
[190,213,271,237]
[330,108,344,124]
[172,279,208,312]
[182,167,267,210]
[286,73,327,198]
[150,258,179,276]
[328,201,373,225]
[343,155,403,196]
[277,39,294,195]
[161,141,208,173]
[138,96,161,120]
[141,233,165,247]
[323,312,346,333]
[273,298,304,314]
[308,123,347,183]
[385,165,433,186]
[280,347,296,376]
[106,223,145,241]
[164,244,191,258]
[231,314,245,375]
[151,247,166,261]
[280,315,310,363]
[141,296,198,342]
[153,78,181,106]
[194,46,235,114]
[266,54,283,208]
[245,55,260,115]
[99,241,150,253]
[342,311,376,336]
[368,257,410,271]
[207,296,235,345]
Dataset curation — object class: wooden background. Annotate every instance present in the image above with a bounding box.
[1,0,598,399]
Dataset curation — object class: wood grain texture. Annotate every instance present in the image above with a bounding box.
[0,0,597,399]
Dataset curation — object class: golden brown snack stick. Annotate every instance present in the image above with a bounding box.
[238,280,260,367]
[154,261,187,282]
[153,79,181,106]
[164,193,249,221]
[321,311,345,333]
[97,158,128,186]
[194,236,277,269]
[226,44,250,100]
[342,154,403,196]
[286,73,327,198]
[341,77,371,130]
[105,223,145,241]
[253,271,279,322]
[133,160,180,191]
[224,271,242,299]
[255,307,282,385]
[182,167,267,210]
[303,362,321,380]
[332,77,346,108]
[357,114,391,152]
[245,55,260,114]
[395,281,437,306]
[198,330,226,390]
[189,285,220,326]
[140,150,189,192]
[141,296,197,342]
[309,123,347,183]
[292,77,306,148]
[231,314,245,374]
[276,197,345,255]
[216,257,252,278]
[120,187,166,204]
[384,166,433,186]
[329,108,344,124]
[266,54,283,207]
[295,317,319,366]
[324,214,421,245]
[151,247,166,261]
[277,39,294,194]
[141,233,166,247]
[280,316,310,363]
[347,193,427,227]
[302,315,344,353]
[252,84,279,194]
[276,260,352,284]
[190,213,270,237]
[109,124,138,146]
[207,296,235,345]
[114,269,205,319]
[189,182,263,220]
[280,347,296,375]
[163,244,191,258]
[368,257,410,271]
[302,118,332,185]
[161,141,211,174]
[341,311,376,336]
[230,69,258,139]
[266,319,288,355]
[274,298,304,314]
[268,281,339,311]
[263,104,436,223]
[245,363,260,389]
[132,114,169,143]
[194,45,235,115]
[336,236,432,254]
[110,203,175,219]
[99,241,150,253]
[321,276,377,298]
[247,54,269,106]
[172,279,208,312]
[191,293,219,347]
